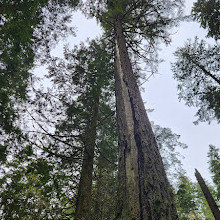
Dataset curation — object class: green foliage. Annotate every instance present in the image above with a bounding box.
[192,0,220,40]
[0,0,78,133]
[93,0,184,37]
[0,145,7,164]
[176,175,199,219]
[208,145,220,200]
[172,38,220,124]
[0,139,70,220]
[0,38,116,219]
[45,38,115,145]
[176,175,216,220]
[0,157,71,219]
[106,0,129,17]
[91,117,118,220]
[0,0,45,132]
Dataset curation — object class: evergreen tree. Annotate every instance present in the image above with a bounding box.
[64,40,115,219]
[172,0,220,124]
[195,169,220,219]
[0,38,115,219]
[83,0,184,219]
[172,38,220,124]
[176,175,200,220]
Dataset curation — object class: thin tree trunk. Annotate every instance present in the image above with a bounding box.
[185,53,220,85]
[114,18,178,220]
[195,169,220,220]
[93,160,103,220]
[74,98,99,220]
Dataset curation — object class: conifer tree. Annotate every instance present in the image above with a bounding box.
[84,0,184,219]
[172,0,220,124]
[195,169,220,219]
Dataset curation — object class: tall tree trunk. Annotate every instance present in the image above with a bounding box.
[93,159,104,220]
[93,176,101,219]
[114,18,178,220]
[74,98,99,220]
[195,169,220,220]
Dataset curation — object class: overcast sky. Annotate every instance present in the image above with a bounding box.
[51,0,220,183]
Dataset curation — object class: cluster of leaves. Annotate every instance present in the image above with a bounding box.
[0,130,78,219]
[86,0,184,38]
[192,0,220,40]
[0,0,40,132]
[0,157,69,219]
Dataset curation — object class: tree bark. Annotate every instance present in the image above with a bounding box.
[195,169,220,220]
[93,166,103,220]
[114,18,178,220]
[74,98,99,220]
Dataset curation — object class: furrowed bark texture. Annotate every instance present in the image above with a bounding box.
[114,19,178,220]
[74,99,99,220]
[93,166,103,220]
[195,169,220,220]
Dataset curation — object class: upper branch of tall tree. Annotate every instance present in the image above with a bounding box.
[192,0,220,40]
[172,38,220,124]
[82,0,184,72]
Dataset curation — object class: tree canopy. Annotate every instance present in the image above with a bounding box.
[1,0,219,219]
[0,0,78,133]
[172,0,220,124]
[192,0,220,40]
[172,38,220,124]
[0,35,188,218]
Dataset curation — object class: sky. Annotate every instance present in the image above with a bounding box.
[144,1,220,183]
[51,0,220,183]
